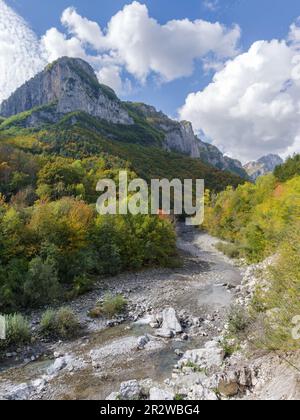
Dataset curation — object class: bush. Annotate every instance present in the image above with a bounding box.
[89,294,127,319]
[24,257,60,307]
[101,294,127,317]
[69,274,94,299]
[220,337,240,358]
[40,307,80,339]
[39,309,57,338]
[227,305,250,335]
[250,225,300,351]
[0,313,31,351]
[215,242,241,259]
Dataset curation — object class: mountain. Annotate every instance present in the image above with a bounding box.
[244,154,284,180]
[0,57,246,189]
[0,57,133,125]
[125,102,247,178]
[0,57,247,179]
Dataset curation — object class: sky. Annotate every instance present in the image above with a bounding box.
[1,0,300,162]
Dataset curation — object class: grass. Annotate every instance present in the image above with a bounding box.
[183,360,206,374]
[174,393,185,401]
[227,305,250,335]
[0,314,31,351]
[88,294,127,319]
[220,336,240,358]
[40,307,80,340]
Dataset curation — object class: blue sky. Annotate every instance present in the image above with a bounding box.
[6,0,300,116]
[1,0,300,161]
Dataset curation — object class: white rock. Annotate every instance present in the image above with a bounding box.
[47,356,68,376]
[149,387,174,400]
[106,392,120,401]
[4,383,33,400]
[119,380,141,400]
[161,308,182,333]
[156,329,175,338]
[179,340,225,371]
[155,307,182,338]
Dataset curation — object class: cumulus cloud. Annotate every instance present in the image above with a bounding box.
[0,0,46,103]
[180,24,300,162]
[41,1,240,85]
[96,65,132,95]
[0,1,240,99]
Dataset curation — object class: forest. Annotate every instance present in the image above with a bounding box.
[204,154,300,350]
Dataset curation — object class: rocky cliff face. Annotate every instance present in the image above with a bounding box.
[128,102,247,177]
[0,57,133,125]
[244,154,283,180]
[0,57,246,177]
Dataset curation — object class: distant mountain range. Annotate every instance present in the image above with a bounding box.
[0,57,247,180]
[244,154,283,180]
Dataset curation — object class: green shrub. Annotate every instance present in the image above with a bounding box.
[250,225,300,351]
[24,257,60,307]
[39,309,57,338]
[88,305,103,319]
[69,274,94,299]
[174,393,185,401]
[215,242,241,259]
[40,307,80,339]
[0,313,31,351]
[55,307,80,339]
[87,295,127,319]
[227,305,250,335]
[220,336,240,358]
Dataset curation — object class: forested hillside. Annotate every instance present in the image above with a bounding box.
[0,107,244,314]
[204,155,300,350]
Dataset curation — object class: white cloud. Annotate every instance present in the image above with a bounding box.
[42,2,240,84]
[61,7,105,50]
[97,65,132,95]
[0,1,240,100]
[41,27,86,62]
[0,0,46,103]
[203,1,219,12]
[180,25,300,162]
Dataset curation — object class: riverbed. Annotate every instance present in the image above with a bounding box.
[0,224,242,400]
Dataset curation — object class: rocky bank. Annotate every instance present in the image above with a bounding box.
[1,225,299,400]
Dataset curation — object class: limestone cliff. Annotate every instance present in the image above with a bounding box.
[0,57,133,125]
[127,102,247,177]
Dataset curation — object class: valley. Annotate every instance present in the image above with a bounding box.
[0,224,242,400]
[0,56,299,401]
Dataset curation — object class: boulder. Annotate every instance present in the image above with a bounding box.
[106,392,120,401]
[137,335,150,350]
[179,340,225,371]
[216,367,252,397]
[217,372,239,397]
[4,383,33,400]
[149,387,174,400]
[47,356,68,376]
[156,329,175,339]
[155,307,182,338]
[119,380,141,400]
[187,384,219,401]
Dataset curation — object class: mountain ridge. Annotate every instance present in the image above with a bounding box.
[0,56,247,178]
